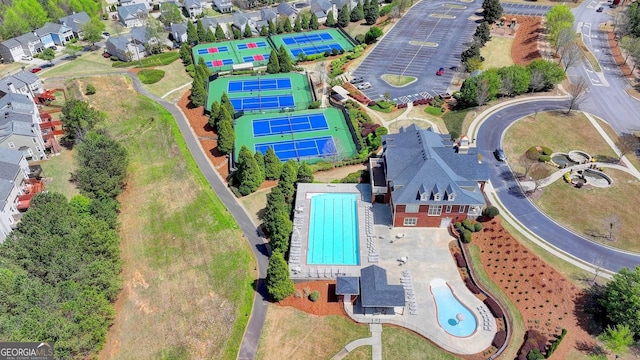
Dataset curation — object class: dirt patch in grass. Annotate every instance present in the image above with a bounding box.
[510,16,544,66]
[473,218,599,359]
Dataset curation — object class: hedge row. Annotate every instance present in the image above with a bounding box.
[545,328,567,358]
[492,330,507,348]
[484,297,504,318]
[454,252,466,268]
[517,330,548,360]
[464,277,481,294]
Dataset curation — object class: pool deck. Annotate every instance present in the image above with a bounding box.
[343,224,496,355]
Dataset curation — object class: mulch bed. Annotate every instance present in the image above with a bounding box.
[278,281,345,316]
[509,16,545,66]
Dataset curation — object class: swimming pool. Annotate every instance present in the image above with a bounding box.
[307,193,360,265]
[430,279,477,337]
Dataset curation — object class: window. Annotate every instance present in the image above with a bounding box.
[405,204,419,213]
[403,218,417,226]
[428,205,442,216]
[8,142,15,148]
[459,205,466,213]
[32,138,37,143]
[446,205,452,213]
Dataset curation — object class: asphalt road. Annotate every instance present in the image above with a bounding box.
[476,99,640,272]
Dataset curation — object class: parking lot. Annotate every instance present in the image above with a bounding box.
[500,3,550,16]
[352,0,480,102]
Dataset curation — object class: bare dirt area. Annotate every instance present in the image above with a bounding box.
[509,16,545,66]
[472,218,599,359]
[279,281,346,316]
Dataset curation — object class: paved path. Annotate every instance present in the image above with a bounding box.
[331,324,382,360]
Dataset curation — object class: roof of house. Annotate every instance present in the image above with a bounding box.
[184,0,201,8]
[118,4,149,20]
[35,22,71,37]
[382,124,488,206]
[336,276,360,295]
[201,16,234,29]
[15,32,41,45]
[0,147,23,168]
[130,26,150,43]
[260,8,278,21]
[310,0,333,13]
[0,38,21,49]
[360,265,405,308]
[59,11,91,33]
[0,92,34,111]
[0,179,14,205]
[233,13,251,27]
[277,2,297,16]
[9,71,39,87]
[171,22,187,37]
[107,35,145,54]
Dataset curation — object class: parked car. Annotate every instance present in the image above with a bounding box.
[21,55,33,61]
[356,82,371,90]
[49,45,57,50]
[494,149,506,161]
[102,52,112,58]
[597,6,604,11]
[436,67,445,76]
[351,76,364,84]
[30,67,42,73]
[102,32,110,37]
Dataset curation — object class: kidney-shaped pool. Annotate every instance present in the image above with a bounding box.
[430,279,477,337]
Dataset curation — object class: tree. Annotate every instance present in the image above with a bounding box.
[215,24,226,40]
[197,20,206,43]
[555,27,578,56]
[187,20,198,44]
[559,42,583,71]
[217,108,235,154]
[60,99,104,146]
[338,4,351,28]
[76,132,129,199]
[309,13,320,30]
[526,59,566,90]
[294,16,302,32]
[301,13,310,30]
[180,43,193,65]
[481,0,503,24]
[599,324,635,355]
[275,18,284,34]
[264,147,283,179]
[283,17,293,32]
[364,26,383,44]
[220,92,235,117]
[475,78,490,106]
[1,8,31,39]
[600,266,640,336]
[11,0,48,34]
[266,251,295,302]
[190,61,207,107]
[80,17,105,46]
[351,1,364,22]
[566,76,589,113]
[528,163,552,193]
[254,151,266,183]
[277,45,293,73]
[40,48,55,64]
[546,5,574,47]
[616,133,640,160]
[233,27,242,39]
[236,146,262,195]
[480,69,502,100]
[208,101,220,130]
[85,84,97,95]
[483,205,499,218]
[325,10,336,27]
[297,163,314,183]
[159,2,183,26]
[498,65,531,96]
[519,152,538,179]
[474,21,492,46]
[244,23,253,38]
[269,19,276,35]
[266,49,280,73]
[145,18,165,54]
[528,69,545,93]
[624,1,640,38]
[364,0,379,25]
[260,24,269,36]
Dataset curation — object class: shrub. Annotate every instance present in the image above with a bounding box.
[527,349,544,360]
[340,170,364,183]
[465,277,481,294]
[539,155,551,162]
[309,290,320,302]
[492,330,507,348]
[138,69,165,84]
[546,328,567,357]
[461,229,473,243]
[461,219,473,231]
[484,297,504,317]
[526,147,541,160]
[540,146,553,155]
[110,55,119,61]
[85,84,96,95]
[473,223,483,232]
[483,206,500,219]
[308,100,320,109]
[454,253,466,268]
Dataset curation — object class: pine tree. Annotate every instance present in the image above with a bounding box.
[264,147,283,179]
[276,19,284,33]
[208,101,220,130]
[190,59,208,107]
[220,92,235,117]
[196,20,206,43]
[283,17,292,32]
[277,45,293,73]
[364,0,379,25]
[337,4,350,28]
[266,49,280,73]
[266,251,295,302]
[294,15,302,32]
[301,13,310,30]
[217,108,235,154]
[243,23,253,38]
[269,19,276,34]
[205,28,216,43]
[215,24,226,40]
[297,163,314,183]
[309,13,319,30]
[237,146,262,195]
[260,25,269,36]
[351,1,364,22]
[254,151,266,184]
[325,10,336,27]
[481,0,503,24]
[179,42,192,65]
[186,20,197,44]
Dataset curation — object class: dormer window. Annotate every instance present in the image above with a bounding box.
[420,192,428,201]
[434,194,441,201]
[447,192,455,201]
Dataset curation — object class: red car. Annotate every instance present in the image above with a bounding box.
[102,52,111,58]
[436,67,445,76]
[30,68,42,73]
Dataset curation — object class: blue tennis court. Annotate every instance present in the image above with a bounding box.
[197,46,229,54]
[237,41,268,50]
[242,53,271,63]
[208,59,234,67]
[228,77,292,93]
[255,136,336,161]
[290,44,344,57]
[230,94,295,111]
[252,113,328,137]
[282,33,333,45]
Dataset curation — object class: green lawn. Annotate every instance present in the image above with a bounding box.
[381,327,462,360]
[140,59,192,99]
[38,149,79,199]
[442,109,470,138]
[381,74,417,87]
[67,75,255,359]
[40,51,118,79]
[480,36,514,70]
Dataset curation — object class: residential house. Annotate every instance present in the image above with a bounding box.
[0,71,44,97]
[0,39,26,63]
[258,8,277,30]
[184,0,203,19]
[233,12,256,34]
[0,91,47,162]
[336,265,405,315]
[120,0,151,10]
[130,26,170,52]
[332,0,357,11]
[14,33,45,57]
[213,0,232,13]
[310,0,333,22]
[170,22,188,43]
[105,35,147,61]
[118,4,150,28]
[201,16,234,39]
[277,2,298,22]
[370,125,489,228]
[58,11,91,39]
[35,22,74,48]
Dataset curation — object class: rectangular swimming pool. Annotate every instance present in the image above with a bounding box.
[307,193,360,265]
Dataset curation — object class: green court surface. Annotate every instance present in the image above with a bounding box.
[270,29,356,59]
[192,37,273,72]
[233,108,357,163]
[206,73,313,113]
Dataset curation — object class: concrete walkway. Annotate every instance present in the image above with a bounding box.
[331,324,382,360]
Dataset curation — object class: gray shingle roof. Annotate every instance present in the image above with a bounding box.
[277,2,297,16]
[118,4,148,20]
[0,178,14,205]
[382,125,488,206]
[171,22,187,37]
[0,147,23,166]
[130,26,150,43]
[1,38,21,49]
[10,71,39,87]
[311,0,332,13]
[360,265,405,308]
[35,22,70,37]
[184,0,201,8]
[15,32,40,44]
[336,276,360,295]
[260,8,277,21]
[59,11,91,33]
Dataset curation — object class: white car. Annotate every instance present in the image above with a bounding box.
[356,82,371,90]
[21,55,33,61]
